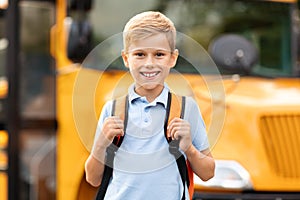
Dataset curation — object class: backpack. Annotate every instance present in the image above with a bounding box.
[96,92,194,200]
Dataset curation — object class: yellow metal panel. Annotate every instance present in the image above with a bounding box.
[0,79,7,99]
[205,77,300,192]
[0,131,8,149]
[57,71,90,200]
[0,173,7,200]
[260,114,300,178]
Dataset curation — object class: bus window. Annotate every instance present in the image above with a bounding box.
[87,0,296,77]
[18,1,56,199]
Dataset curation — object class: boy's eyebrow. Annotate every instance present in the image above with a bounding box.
[127,47,172,53]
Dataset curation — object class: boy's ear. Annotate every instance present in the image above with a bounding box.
[170,49,179,68]
[121,50,129,68]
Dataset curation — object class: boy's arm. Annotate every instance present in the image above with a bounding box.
[85,146,106,187]
[85,116,124,187]
[167,117,215,181]
[185,146,215,181]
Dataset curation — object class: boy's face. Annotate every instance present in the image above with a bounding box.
[122,33,178,95]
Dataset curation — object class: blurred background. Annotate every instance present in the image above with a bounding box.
[0,0,300,199]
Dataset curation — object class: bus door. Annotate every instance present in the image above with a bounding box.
[1,0,56,199]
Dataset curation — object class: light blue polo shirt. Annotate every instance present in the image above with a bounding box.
[93,83,209,200]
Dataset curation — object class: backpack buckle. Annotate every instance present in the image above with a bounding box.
[168,139,182,157]
[105,144,118,166]
[106,143,118,156]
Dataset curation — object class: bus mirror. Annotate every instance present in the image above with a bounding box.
[208,34,258,74]
[67,19,92,63]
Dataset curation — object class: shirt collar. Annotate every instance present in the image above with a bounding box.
[128,83,170,108]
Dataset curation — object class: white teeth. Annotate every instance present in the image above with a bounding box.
[142,72,158,78]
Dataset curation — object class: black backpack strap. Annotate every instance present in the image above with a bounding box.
[95,144,117,200]
[95,96,128,200]
[165,92,189,200]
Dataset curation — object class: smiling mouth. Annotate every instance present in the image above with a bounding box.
[140,71,160,78]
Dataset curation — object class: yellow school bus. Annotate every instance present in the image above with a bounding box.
[1,0,300,199]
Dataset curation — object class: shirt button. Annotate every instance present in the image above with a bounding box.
[144,118,149,123]
[144,107,150,113]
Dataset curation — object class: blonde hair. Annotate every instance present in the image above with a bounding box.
[123,11,176,52]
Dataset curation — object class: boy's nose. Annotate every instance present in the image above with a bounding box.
[145,55,154,66]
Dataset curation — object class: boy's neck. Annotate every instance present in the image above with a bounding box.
[134,84,164,103]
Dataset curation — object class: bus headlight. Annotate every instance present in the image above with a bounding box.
[194,160,253,190]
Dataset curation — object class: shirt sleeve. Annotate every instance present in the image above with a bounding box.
[184,96,210,151]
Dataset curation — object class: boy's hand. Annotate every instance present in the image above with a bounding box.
[91,116,124,163]
[98,116,124,149]
[167,117,192,152]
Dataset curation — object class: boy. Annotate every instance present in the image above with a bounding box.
[85,11,215,199]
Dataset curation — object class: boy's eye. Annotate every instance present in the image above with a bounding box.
[134,52,145,57]
[156,52,165,57]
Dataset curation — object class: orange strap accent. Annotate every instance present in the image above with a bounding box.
[113,95,127,121]
[167,93,183,125]
[187,160,194,198]
[112,95,128,146]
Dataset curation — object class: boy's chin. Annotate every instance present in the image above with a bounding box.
[137,82,164,91]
